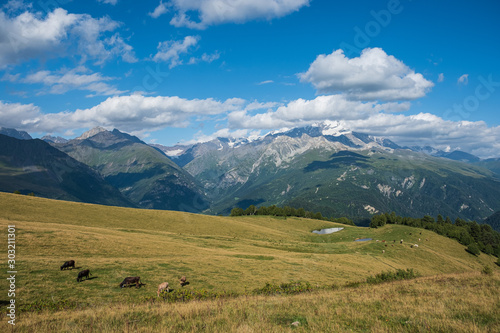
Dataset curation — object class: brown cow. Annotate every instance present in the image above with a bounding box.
[76,269,91,282]
[157,282,169,297]
[120,276,141,288]
[180,276,188,287]
[60,260,75,270]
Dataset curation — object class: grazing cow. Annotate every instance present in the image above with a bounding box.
[157,282,169,297]
[180,276,188,287]
[414,244,419,248]
[60,260,75,270]
[400,239,403,244]
[77,269,91,282]
[120,276,141,288]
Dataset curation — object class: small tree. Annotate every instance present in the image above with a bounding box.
[370,214,387,228]
[244,205,257,215]
[484,244,494,255]
[466,243,481,256]
[296,208,306,218]
[230,207,244,216]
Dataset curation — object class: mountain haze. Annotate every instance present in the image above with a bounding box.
[0,134,133,206]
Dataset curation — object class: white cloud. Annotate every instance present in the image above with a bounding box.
[2,0,32,13]
[149,1,168,19]
[97,0,118,5]
[228,95,409,129]
[223,95,500,158]
[188,51,220,65]
[153,36,199,68]
[5,94,246,134]
[257,80,274,85]
[457,74,469,85]
[0,8,136,68]
[168,0,310,29]
[438,73,444,82]
[3,94,500,158]
[189,128,262,144]
[20,67,125,96]
[299,48,434,101]
[0,100,40,129]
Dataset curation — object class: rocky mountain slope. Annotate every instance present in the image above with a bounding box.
[1,123,498,222]
[51,128,209,212]
[162,121,500,222]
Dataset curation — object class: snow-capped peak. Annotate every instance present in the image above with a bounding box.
[315,120,350,137]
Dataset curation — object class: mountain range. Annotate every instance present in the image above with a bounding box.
[1,123,499,225]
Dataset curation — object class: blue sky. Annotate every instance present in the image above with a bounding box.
[1,0,499,157]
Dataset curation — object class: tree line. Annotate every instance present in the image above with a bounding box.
[230,205,355,225]
[369,212,500,258]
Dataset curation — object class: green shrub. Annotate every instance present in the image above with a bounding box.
[252,281,313,296]
[466,243,481,256]
[366,269,418,284]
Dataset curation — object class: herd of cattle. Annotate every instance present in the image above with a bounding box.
[60,260,188,297]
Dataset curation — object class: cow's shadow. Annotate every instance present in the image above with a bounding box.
[86,276,98,281]
[122,283,146,288]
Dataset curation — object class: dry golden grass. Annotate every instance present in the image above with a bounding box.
[0,192,499,331]
[4,272,499,332]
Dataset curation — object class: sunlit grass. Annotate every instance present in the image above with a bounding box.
[5,272,499,332]
[0,192,498,331]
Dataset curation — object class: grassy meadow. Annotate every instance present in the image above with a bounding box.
[0,192,499,331]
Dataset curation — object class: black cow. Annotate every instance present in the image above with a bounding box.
[77,269,91,282]
[60,260,75,270]
[120,276,141,288]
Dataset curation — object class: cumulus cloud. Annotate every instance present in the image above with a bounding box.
[438,73,445,82]
[457,74,469,85]
[299,48,434,101]
[0,8,136,68]
[0,100,40,128]
[225,95,500,158]
[20,66,125,96]
[149,1,168,19]
[344,112,500,158]
[168,0,310,29]
[153,36,199,68]
[3,94,246,134]
[228,95,409,129]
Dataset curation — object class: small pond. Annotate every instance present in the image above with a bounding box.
[354,238,372,242]
[312,227,344,235]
